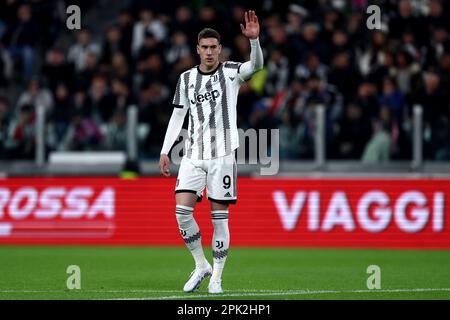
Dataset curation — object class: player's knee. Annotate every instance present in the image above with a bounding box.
[175,205,194,229]
[211,210,229,230]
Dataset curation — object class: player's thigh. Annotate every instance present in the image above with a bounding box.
[175,157,207,204]
[175,192,198,208]
[206,153,237,202]
[210,200,229,211]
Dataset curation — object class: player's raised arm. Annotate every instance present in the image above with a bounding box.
[238,10,264,81]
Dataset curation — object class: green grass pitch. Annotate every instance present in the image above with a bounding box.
[0,246,449,300]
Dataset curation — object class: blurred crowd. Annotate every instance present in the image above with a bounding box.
[0,0,449,161]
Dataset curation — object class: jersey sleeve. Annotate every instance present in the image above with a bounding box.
[172,73,188,109]
[237,38,264,82]
[222,61,243,85]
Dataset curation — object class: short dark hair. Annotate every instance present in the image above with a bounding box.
[197,28,220,44]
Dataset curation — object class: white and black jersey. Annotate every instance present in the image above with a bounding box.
[173,62,245,160]
[160,38,263,159]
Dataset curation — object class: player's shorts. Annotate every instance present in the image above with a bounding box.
[175,152,237,204]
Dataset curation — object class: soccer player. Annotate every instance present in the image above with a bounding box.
[159,10,263,294]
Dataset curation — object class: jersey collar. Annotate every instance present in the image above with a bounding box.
[197,62,222,75]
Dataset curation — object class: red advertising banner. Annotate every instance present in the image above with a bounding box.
[0,177,449,248]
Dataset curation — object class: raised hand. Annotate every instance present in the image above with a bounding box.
[240,10,260,39]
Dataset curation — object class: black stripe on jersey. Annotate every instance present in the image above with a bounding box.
[173,104,183,109]
[194,71,205,159]
[205,77,218,159]
[173,76,182,105]
[224,62,240,69]
[183,71,190,101]
[183,71,194,158]
[218,65,231,155]
[188,109,194,158]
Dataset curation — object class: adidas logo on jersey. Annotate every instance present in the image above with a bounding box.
[190,90,220,104]
[224,192,232,197]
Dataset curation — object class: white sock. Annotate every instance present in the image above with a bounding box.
[211,210,230,280]
[176,205,208,268]
[211,265,224,281]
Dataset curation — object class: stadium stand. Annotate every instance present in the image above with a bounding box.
[0,0,449,163]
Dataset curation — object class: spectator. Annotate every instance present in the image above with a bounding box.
[132,9,167,56]
[103,109,127,151]
[358,30,389,80]
[293,23,328,64]
[230,34,250,65]
[378,76,407,123]
[425,0,449,33]
[264,48,289,97]
[2,4,39,80]
[136,30,165,63]
[165,31,191,66]
[116,9,134,61]
[270,77,309,159]
[5,103,35,159]
[424,26,450,68]
[335,102,372,159]
[304,73,343,131]
[88,74,115,123]
[294,52,329,83]
[59,112,103,151]
[328,51,362,104]
[67,29,101,72]
[17,77,53,113]
[0,43,13,88]
[75,51,100,91]
[171,6,196,49]
[362,105,395,163]
[389,0,426,45]
[111,78,132,111]
[48,83,74,142]
[0,97,10,157]
[355,82,380,120]
[110,52,131,83]
[100,25,127,67]
[41,47,75,92]
[412,72,450,159]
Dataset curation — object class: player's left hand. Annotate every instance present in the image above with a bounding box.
[240,10,260,39]
[159,154,171,177]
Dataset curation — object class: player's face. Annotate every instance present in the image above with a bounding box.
[197,38,222,69]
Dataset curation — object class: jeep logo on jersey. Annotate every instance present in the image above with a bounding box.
[190,90,220,104]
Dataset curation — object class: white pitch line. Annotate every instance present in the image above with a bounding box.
[111,288,450,300]
[0,289,181,294]
[0,289,332,294]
